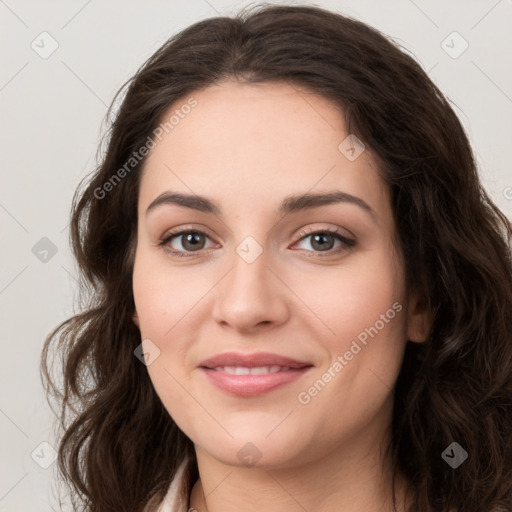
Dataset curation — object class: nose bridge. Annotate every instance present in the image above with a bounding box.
[211,233,288,329]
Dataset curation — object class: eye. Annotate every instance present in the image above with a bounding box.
[292,227,355,256]
[158,226,355,258]
[159,229,216,257]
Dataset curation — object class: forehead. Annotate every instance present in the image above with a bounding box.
[138,80,390,222]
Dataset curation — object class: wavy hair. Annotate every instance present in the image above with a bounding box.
[41,4,512,511]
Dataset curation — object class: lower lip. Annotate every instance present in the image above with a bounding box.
[200,367,313,397]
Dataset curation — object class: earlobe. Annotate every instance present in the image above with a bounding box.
[406,291,432,343]
[132,310,140,328]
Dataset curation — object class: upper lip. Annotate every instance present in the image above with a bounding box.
[199,352,313,369]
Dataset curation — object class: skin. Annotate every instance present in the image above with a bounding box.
[132,80,431,512]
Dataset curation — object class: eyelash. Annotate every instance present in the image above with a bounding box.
[158,226,355,258]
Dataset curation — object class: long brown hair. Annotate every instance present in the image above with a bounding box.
[41,4,512,511]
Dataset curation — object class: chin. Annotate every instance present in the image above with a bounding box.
[194,427,311,469]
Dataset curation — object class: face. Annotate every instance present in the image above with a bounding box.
[132,80,428,470]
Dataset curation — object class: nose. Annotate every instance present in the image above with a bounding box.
[211,242,289,333]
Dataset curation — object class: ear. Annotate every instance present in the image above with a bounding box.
[132,310,140,328]
[406,290,432,343]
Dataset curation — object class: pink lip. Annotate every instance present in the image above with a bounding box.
[198,352,314,397]
[199,351,312,369]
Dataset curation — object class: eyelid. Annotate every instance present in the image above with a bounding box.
[294,225,354,243]
[159,224,215,243]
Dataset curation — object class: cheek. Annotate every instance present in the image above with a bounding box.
[290,244,407,407]
[132,251,207,389]
[132,254,195,424]
[132,249,197,337]
[290,247,405,346]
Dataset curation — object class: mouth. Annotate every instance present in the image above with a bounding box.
[206,365,301,375]
[198,352,314,397]
[199,351,312,369]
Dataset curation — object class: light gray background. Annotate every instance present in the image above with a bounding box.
[1,1,511,510]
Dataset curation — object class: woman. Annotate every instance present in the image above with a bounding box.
[41,4,512,512]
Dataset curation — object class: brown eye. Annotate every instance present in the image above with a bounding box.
[308,233,337,251]
[175,232,206,251]
[160,230,215,256]
[293,228,355,255]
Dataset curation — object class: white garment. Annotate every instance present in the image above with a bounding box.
[144,456,195,512]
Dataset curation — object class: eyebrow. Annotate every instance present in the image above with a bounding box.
[146,190,376,220]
